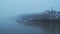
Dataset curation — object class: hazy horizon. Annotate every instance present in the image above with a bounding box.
[0,0,60,17]
[0,0,60,34]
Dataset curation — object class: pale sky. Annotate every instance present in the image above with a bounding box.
[0,0,60,34]
[0,0,60,17]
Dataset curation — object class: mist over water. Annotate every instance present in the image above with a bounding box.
[0,0,60,34]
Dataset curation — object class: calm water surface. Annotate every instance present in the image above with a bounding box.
[0,16,60,34]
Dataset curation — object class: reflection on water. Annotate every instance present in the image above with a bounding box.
[39,21,60,34]
[17,19,60,34]
[0,17,60,34]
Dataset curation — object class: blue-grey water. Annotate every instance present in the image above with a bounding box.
[0,15,45,34]
[0,14,60,34]
[0,0,60,34]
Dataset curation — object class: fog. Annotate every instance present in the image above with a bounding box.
[0,0,60,34]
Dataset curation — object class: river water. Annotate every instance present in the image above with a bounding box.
[0,15,60,34]
[0,0,60,34]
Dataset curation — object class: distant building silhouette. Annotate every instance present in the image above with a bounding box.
[41,7,60,20]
